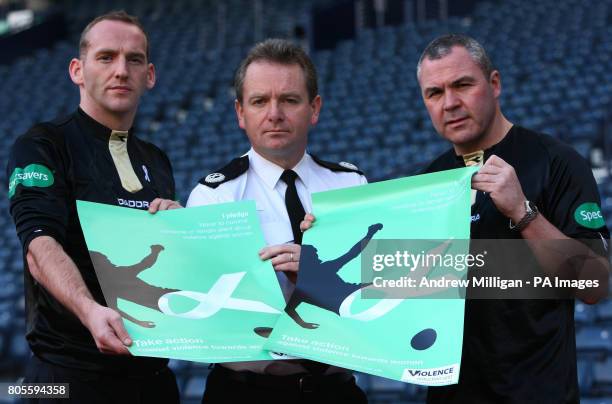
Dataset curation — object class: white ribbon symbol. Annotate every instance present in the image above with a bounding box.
[158,272,280,319]
[142,165,150,182]
[339,289,403,322]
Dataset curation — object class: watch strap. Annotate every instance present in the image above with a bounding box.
[509,201,539,231]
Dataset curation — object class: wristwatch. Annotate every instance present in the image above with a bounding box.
[509,200,539,231]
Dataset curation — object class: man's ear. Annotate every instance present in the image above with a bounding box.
[490,70,501,99]
[310,95,322,126]
[235,99,245,129]
[146,63,156,90]
[69,58,84,86]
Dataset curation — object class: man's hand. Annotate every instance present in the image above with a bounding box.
[82,302,132,355]
[259,244,302,283]
[300,213,316,232]
[259,244,301,272]
[471,155,527,222]
[148,198,182,214]
[470,155,610,304]
[27,237,134,355]
[134,320,156,328]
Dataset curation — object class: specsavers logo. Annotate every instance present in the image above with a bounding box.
[8,164,54,198]
[574,202,605,229]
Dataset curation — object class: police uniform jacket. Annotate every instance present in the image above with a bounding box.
[187,148,366,375]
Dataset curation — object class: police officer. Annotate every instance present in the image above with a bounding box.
[187,39,368,403]
[417,34,610,403]
[7,11,180,403]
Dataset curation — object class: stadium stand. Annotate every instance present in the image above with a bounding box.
[0,0,611,402]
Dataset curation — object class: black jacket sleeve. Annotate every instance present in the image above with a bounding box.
[7,126,71,251]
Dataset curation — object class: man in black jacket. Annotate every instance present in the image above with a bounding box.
[418,33,610,404]
[7,11,180,403]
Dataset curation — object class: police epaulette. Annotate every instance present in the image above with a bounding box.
[198,155,249,188]
[310,155,364,175]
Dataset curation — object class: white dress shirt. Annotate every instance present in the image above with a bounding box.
[186,148,367,375]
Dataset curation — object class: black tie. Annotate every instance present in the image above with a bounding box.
[280,170,306,244]
[281,170,329,374]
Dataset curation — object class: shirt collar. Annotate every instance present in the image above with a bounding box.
[76,107,134,141]
[453,125,516,166]
[247,148,309,190]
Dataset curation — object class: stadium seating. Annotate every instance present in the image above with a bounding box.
[1,0,611,402]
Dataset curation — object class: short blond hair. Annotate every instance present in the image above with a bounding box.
[79,10,149,59]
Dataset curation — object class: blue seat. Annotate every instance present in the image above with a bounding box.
[578,358,593,394]
[593,358,612,395]
[576,302,597,326]
[597,300,612,324]
[576,327,612,356]
[580,398,612,404]
[9,332,29,359]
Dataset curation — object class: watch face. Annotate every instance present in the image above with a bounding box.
[527,201,538,213]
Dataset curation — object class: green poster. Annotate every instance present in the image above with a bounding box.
[264,167,477,385]
[76,200,285,363]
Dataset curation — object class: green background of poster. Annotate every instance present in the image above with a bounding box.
[264,167,477,385]
[77,200,285,362]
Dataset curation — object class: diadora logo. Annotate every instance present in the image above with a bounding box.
[401,364,459,386]
[8,164,54,198]
[158,272,280,319]
[574,203,605,229]
[117,198,150,209]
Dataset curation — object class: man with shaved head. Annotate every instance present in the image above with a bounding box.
[418,33,610,403]
[7,11,180,403]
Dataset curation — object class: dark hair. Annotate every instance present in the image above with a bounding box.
[234,38,318,103]
[417,33,494,79]
[79,10,149,59]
